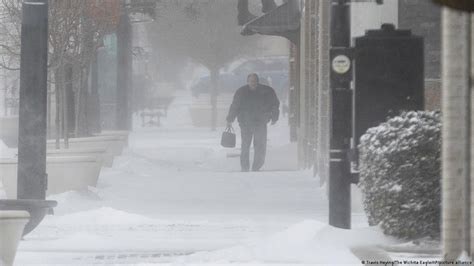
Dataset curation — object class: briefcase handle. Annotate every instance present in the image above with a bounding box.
[225,126,234,133]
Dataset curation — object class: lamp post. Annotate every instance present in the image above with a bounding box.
[328,0,352,229]
[17,0,49,200]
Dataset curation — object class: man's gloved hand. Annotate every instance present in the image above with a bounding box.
[227,122,233,128]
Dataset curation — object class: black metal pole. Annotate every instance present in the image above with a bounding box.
[17,0,49,200]
[329,0,352,229]
[116,10,132,131]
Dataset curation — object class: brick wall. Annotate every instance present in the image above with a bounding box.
[399,0,441,110]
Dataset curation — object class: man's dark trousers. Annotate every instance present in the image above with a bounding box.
[240,123,267,172]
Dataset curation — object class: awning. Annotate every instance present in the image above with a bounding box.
[240,0,300,44]
[433,0,474,12]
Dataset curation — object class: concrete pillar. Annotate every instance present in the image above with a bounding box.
[317,0,331,185]
[441,7,470,260]
[308,0,320,170]
[289,44,299,142]
[298,0,319,169]
[298,0,309,168]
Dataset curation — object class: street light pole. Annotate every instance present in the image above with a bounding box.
[17,0,49,199]
[329,0,352,229]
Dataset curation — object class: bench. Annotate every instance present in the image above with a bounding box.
[139,97,174,127]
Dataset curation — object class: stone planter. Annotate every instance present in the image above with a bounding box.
[0,210,29,266]
[0,155,101,199]
[0,116,19,148]
[46,147,110,168]
[94,130,130,146]
[0,200,57,237]
[47,135,126,164]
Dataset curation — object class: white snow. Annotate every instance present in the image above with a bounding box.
[178,221,400,264]
[0,139,15,158]
[23,2,46,5]
[11,90,398,265]
[389,184,402,193]
[0,180,5,199]
[0,139,10,198]
[458,251,473,263]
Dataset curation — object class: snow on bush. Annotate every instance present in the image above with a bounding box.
[358,111,441,239]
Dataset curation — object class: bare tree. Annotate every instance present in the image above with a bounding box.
[147,0,264,130]
[0,0,119,141]
[0,0,21,71]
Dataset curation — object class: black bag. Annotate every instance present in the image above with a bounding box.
[221,126,236,148]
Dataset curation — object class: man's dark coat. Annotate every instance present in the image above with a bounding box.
[226,84,280,125]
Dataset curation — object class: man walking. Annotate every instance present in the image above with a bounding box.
[226,73,280,172]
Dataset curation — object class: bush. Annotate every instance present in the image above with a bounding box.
[358,111,441,239]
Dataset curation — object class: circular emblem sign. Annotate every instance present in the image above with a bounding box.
[332,55,351,74]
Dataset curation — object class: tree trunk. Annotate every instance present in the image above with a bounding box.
[210,68,219,131]
[47,72,51,139]
[54,69,62,149]
[88,53,101,133]
[55,67,70,148]
[61,65,69,148]
[75,67,90,137]
[65,64,75,137]
[441,7,470,260]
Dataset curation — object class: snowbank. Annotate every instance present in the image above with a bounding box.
[178,220,399,264]
[50,207,156,226]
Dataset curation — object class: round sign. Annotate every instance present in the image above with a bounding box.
[332,55,351,74]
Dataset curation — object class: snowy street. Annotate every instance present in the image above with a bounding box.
[0,0,466,264]
[11,92,379,265]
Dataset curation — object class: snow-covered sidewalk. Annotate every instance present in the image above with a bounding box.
[12,91,396,265]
